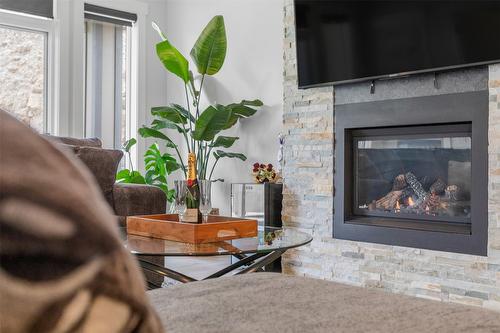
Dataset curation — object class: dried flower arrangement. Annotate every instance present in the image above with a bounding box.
[252,162,277,183]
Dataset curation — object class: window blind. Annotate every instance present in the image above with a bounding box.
[0,0,53,18]
[84,4,137,27]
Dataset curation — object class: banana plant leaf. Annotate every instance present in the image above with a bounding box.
[192,105,231,141]
[171,104,195,123]
[138,127,177,149]
[152,21,167,40]
[156,39,190,83]
[151,106,188,124]
[223,99,263,129]
[241,99,264,107]
[151,119,184,133]
[213,150,247,161]
[210,136,239,148]
[190,15,227,75]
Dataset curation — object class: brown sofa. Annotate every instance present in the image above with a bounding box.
[1,111,499,332]
[44,135,167,226]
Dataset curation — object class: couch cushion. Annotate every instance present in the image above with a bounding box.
[148,273,500,333]
[44,134,102,148]
[71,146,123,206]
[0,111,162,332]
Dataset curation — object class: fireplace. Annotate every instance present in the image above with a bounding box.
[334,92,488,255]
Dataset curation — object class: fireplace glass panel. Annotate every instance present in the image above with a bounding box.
[353,124,471,224]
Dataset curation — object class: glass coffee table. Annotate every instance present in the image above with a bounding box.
[123,226,312,284]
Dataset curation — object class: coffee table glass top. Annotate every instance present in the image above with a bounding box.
[123,226,312,256]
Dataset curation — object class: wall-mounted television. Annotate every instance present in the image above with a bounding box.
[295,0,500,88]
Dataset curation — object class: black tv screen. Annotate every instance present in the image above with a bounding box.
[295,0,500,87]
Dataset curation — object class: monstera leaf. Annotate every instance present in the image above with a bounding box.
[190,15,227,75]
[122,138,137,153]
[116,169,146,184]
[192,105,231,141]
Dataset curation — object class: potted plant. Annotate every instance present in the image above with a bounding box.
[140,15,263,181]
[117,15,263,208]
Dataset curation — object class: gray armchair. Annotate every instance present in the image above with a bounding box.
[44,135,166,226]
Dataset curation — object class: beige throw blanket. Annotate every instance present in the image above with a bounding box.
[0,110,163,332]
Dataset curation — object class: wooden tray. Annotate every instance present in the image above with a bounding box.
[126,214,258,244]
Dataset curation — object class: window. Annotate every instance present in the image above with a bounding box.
[0,0,53,133]
[84,4,136,149]
[0,25,47,131]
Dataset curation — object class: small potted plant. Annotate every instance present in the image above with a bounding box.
[252,163,278,183]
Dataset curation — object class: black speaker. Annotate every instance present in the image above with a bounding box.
[264,183,283,272]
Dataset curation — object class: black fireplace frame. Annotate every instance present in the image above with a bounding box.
[334,91,488,255]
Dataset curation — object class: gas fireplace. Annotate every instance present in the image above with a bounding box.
[351,124,471,233]
[334,92,488,255]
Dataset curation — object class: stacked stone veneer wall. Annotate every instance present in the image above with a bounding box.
[0,27,44,131]
[282,0,500,310]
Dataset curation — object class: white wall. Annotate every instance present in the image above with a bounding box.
[163,0,284,215]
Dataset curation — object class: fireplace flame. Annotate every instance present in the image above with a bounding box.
[395,200,401,211]
[408,197,415,207]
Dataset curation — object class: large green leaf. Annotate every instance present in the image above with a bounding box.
[151,106,187,124]
[223,100,262,129]
[152,21,167,40]
[122,138,137,153]
[192,105,231,141]
[241,99,263,107]
[138,127,177,148]
[171,104,195,123]
[230,104,257,118]
[116,169,146,184]
[156,40,190,83]
[213,150,247,161]
[210,136,239,148]
[190,15,227,75]
[151,119,184,133]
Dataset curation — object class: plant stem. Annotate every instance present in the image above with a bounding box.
[194,74,206,178]
[196,74,205,118]
[208,158,219,180]
[173,145,187,178]
[181,123,191,154]
[184,84,195,153]
[203,140,213,179]
[128,151,134,173]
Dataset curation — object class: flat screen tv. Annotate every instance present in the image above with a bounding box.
[295,0,500,88]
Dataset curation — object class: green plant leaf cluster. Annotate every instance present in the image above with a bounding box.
[116,139,178,202]
[141,15,264,185]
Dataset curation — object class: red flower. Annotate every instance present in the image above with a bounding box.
[253,162,260,168]
[260,164,265,169]
[252,167,259,173]
[267,163,273,168]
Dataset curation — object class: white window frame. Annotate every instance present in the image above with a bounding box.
[0,8,57,134]
[83,0,148,166]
